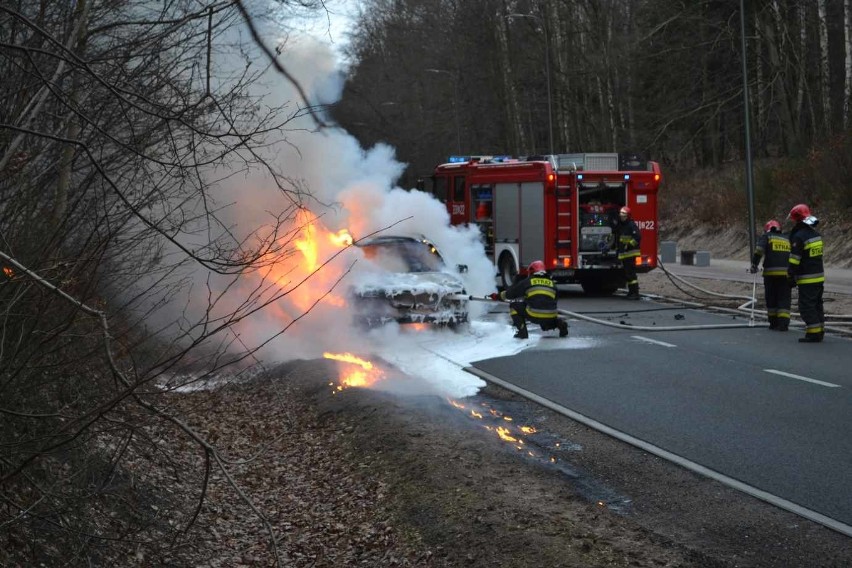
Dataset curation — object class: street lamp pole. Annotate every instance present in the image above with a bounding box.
[506,13,554,155]
[425,68,461,154]
[739,0,756,261]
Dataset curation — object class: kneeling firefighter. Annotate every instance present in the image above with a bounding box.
[490,260,569,339]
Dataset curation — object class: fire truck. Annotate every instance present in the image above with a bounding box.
[425,153,662,294]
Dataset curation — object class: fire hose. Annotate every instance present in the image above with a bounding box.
[450,294,757,332]
[448,261,852,335]
[653,256,852,334]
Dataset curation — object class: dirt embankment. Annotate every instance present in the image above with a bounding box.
[661,221,852,269]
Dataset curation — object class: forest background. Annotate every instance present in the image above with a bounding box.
[333,0,852,245]
[2,0,852,565]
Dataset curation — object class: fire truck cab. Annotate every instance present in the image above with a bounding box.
[425,153,661,294]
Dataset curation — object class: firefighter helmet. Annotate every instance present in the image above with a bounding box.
[619,206,631,217]
[788,203,811,223]
[763,220,781,232]
[529,260,546,274]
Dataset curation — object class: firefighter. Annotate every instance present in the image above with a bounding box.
[787,203,825,343]
[750,220,791,331]
[490,260,569,339]
[613,206,641,299]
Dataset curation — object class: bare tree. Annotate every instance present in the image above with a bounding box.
[1,0,339,565]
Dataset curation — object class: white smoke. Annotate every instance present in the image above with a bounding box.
[177,30,498,395]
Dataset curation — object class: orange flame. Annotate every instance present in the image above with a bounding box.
[329,229,354,247]
[2,266,13,278]
[324,352,385,391]
[496,427,517,443]
[294,212,320,272]
[271,210,354,311]
[447,400,552,462]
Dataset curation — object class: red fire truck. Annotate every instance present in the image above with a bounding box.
[425,153,662,294]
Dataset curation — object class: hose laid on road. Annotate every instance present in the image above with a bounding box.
[460,294,758,332]
[654,256,852,333]
[556,307,755,332]
[458,256,852,335]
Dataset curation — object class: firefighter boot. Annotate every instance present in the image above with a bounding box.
[767,316,778,330]
[776,319,789,332]
[798,333,823,343]
[557,319,569,338]
[513,318,529,339]
[626,283,640,300]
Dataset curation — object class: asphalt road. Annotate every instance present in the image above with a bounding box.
[470,294,852,533]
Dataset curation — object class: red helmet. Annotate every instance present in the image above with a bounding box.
[619,206,631,217]
[529,260,546,273]
[788,203,811,223]
[763,220,781,232]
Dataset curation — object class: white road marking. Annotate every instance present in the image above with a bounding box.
[763,369,841,388]
[631,335,676,348]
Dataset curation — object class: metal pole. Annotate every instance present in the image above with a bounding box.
[543,20,554,155]
[740,0,756,260]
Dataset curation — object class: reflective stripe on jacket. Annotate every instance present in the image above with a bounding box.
[753,232,790,277]
[614,219,641,260]
[788,224,824,285]
[500,274,558,319]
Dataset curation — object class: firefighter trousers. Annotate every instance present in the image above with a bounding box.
[763,276,791,330]
[621,258,639,296]
[509,301,567,335]
[797,283,824,337]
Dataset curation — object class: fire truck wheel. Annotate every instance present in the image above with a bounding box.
[498,254,518,289]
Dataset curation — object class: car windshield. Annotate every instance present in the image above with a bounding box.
[359,240,446,273]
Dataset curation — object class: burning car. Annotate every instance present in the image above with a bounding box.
[350,235,469,328]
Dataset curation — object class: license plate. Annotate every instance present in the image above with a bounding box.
[550,269,574,278]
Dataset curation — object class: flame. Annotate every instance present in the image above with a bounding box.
[329,229,354,247]
[2,266,13,278]
[270,210,353,312]
[294,222,319,271]
[496,427,517,443]
[447,399,555,464]
[324,352,385,391]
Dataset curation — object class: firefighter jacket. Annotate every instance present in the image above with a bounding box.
[788,222,824,285]
[613,218,641,260]
[499,272,558,320]
[752,231,790,277]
